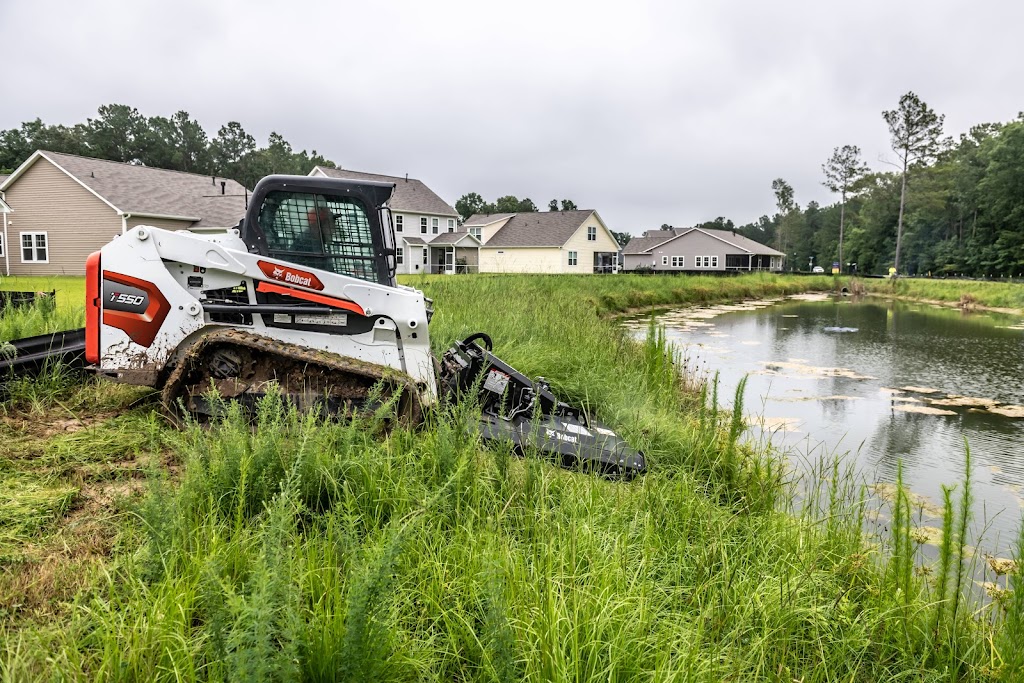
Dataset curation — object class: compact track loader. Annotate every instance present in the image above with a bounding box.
[9,175,646,477]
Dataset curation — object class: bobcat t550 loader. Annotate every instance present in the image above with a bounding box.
[82,174,645,477]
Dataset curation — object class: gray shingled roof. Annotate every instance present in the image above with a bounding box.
[623,230,680,254]
[483,210,595,248]
[35,151,248,228]
[463,213,515,227]
[698,228,785,256]
[402,236,428,246]
[428,231,480,246]
[0,175,9,185]
[624,227,782,256]
[312,166,457,217]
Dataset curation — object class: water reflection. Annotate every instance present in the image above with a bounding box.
[629,295,1024,555]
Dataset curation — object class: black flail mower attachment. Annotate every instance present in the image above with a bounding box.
[439,333,647,479]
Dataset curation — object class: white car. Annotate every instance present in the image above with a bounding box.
[812,266,825,273]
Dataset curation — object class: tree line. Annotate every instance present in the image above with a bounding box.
[455,192,579,219]
[0,104,337,190]
[716,92,1024,277]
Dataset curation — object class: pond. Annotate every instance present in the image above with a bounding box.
[626,294,1024,556]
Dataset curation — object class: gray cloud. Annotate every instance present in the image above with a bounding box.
[3,0,1022,233]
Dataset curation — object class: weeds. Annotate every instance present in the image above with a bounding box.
[1,273,1021,681]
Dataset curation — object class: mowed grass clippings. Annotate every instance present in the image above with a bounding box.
[0,273,1020,681]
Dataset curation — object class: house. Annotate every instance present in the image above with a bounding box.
[309,165,478,275]
[0,151,248,276]
[310,165,477,275]
[308,166,460,237]
[622,227,785,273]
[463,210,620,273]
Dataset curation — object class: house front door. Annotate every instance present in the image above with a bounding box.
[444,248,454,274]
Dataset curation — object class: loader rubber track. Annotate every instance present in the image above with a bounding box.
[161,328,424,424]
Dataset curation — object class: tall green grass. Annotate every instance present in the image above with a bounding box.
[1,273,1021,681]
[4,391,1017,681]
[0,276,86,341]
[0,297,84,343]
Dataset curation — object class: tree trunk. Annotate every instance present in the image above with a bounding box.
[894,155,908,273]
[838,189,846,273]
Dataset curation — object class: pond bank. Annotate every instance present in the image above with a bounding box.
[858,276,1024,314]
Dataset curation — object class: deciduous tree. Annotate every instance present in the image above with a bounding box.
[456,192,488,220]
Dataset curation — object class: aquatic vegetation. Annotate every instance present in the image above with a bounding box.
[891,404,957,416]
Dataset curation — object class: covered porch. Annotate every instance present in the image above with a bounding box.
[593,251,618,273]
[427,232,481,274]
[725,254,783,272]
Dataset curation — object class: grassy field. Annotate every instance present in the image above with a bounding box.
[1,273,1022,681]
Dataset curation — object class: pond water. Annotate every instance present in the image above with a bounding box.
[626,294,1024,556]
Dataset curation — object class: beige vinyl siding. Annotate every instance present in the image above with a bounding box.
[4,158,120,276]
[126,217,195,233]
[479,247,563,273]
[562,217,620,273]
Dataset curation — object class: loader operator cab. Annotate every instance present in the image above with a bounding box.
[239,175,398,287]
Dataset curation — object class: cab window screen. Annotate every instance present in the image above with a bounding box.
[258,190,379,283]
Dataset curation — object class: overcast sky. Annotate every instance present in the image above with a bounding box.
[2,0,1021,234]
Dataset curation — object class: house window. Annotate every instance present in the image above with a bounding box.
[568,251,578,266]
[587,226,597,241]
[0,232,4,257]
[420,217,428,234]
[422,247,428,264]
[21,232,48,263]
[671,256,684,268]
[711,256,719,268]
[469,227,482,240]
[661,256,668,266]
[397,247,404,264]
[447,219,455,232]
[395,215,403,232]
[431,218,439,234]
